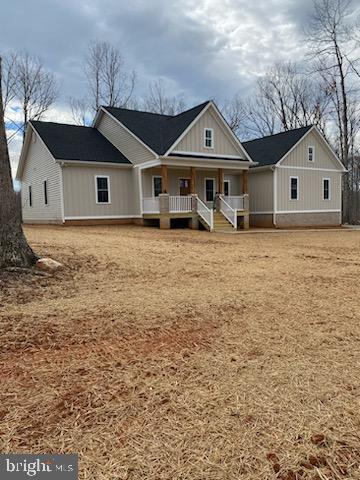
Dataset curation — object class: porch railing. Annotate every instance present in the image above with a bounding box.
[223,195,246,210]
[219,195,237,229]
[142,197,160,213]
[196,197,213,231]
[169,196,192,213]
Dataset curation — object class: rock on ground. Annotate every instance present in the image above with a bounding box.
[36,258,63,272]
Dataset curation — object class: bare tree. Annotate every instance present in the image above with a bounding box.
[142,79,186,115]
[2,51,58,140]
[221,94,247,137]
[85,41,136,112]
[0,57,37,268]
[224,62,330,140]
[69,97,89,126]
[306,0,360,222]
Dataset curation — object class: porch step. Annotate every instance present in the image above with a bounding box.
[213,211,235,232]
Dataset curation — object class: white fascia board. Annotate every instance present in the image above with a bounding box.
[55,159,132,168]
[133,160,162,170]
[160,155,251,170]
[16,123,58,181]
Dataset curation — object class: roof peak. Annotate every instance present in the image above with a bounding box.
[103,100,211,121]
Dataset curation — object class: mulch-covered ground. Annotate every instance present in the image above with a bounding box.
[1,225,360,480]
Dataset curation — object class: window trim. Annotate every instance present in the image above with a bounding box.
[204,177,216,202]
[152,175,162,197]
[95,175,111,204]
[29,185,32,207]
[223,179,230,196]
[308,145,315,162]
[289,176,299,201]
[204,128,214,149]
[43,179,48,206]
[322,177,331,201]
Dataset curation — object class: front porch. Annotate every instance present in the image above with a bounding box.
[140,164,250,231]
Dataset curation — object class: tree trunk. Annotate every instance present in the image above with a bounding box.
[0,58,37,269]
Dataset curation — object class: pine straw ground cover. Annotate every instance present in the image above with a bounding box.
[1,226,360,480]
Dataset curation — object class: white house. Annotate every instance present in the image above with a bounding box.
[16,100,346,231]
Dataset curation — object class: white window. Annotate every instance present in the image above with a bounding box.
[323,178,330,200]
[43,180,48,205]
[224,180,230,196]
[204,128,214,149]
[308,146,315,162]
[95,176,111,204]
[289,176,299,200]
[205,178,215,202]
[152,176,162,197]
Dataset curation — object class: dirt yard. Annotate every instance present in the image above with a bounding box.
[1,225,360,480]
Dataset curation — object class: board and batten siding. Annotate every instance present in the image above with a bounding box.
[21,130,63,223]
[62,166,137,218]
[281,129,341,169]
[276,168,341,212]
[97,112,156,165]
[173,107,241,157]
[248,170,274,213]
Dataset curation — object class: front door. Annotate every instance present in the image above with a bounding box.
[179,178,191,196]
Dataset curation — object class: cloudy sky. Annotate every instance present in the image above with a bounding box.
[2,0,317,173]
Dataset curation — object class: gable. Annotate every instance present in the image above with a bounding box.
[281,128,344,170]
[96,110,156,164]
[169,105,247,158]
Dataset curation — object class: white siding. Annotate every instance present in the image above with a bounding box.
[172,107,243,157]
[63,166,137,218]
[281,129,342,169]
[276,168,341,212]
[21,130,63,223]
[97,112,156,165]
[249,170,274,213]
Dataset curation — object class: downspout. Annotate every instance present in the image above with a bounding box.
[272,165,277,228]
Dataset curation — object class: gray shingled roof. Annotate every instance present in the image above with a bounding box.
[30,121,131,164]
[242,125,313,166]
[104,101,210,155]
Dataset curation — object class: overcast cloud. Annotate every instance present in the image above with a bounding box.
[2,0,317,172]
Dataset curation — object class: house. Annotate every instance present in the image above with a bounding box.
[243,126,346,228]
[16,100,346,231]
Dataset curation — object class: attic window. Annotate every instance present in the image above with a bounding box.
[204,128,214,149]
[308,146,315,162]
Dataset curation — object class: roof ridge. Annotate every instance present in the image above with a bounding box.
[103,105,173,119]
[243,124,313,144]
[30,120,93,129]
[167,100,210,121]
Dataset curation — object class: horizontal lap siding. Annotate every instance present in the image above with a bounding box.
[248,170,273,213]
[63,166,136,217]
[97,113,156,165]
[276,168,341,212]
[21,131,63,223]
[174,108,240,156]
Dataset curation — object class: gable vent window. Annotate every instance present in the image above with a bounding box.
[323,178,330,200]
[43,181,48,205]
[204,128,214,149]
[95,176,110,204]
[29,186,32,207]
[308,146,315,162]
[290,176,299,200]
